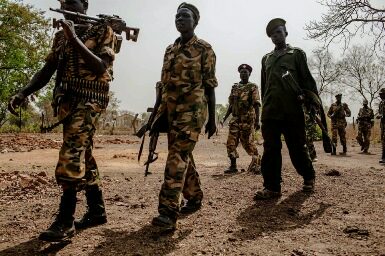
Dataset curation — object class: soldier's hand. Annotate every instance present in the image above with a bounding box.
[205,119,216,139]
[8,93,25,116]
[255,122,261,131]
[59,20,76,41]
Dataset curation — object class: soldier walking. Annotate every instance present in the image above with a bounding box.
[222,64,261,174]
[255,18,321,199]
[356,99,374,153]
[327,94,351,155]
[150,3,217,230]
[8,0,117,241]
[377,88,385,164]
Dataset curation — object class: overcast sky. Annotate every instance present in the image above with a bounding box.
[22,0,383,117]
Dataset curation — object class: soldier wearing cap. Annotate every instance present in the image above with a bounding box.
[255,18,321,199]
[150,2,217,230]
[222,64,261,174]
[356,99,374,153]
[377,88,385,163]
[327,93,351,155]
[8,0,116,241]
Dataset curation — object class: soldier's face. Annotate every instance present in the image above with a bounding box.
[60,0,86,15]
[270,26,287,46]
[239,69,250,80]
[175,8,195,33]
[336,96,342,102]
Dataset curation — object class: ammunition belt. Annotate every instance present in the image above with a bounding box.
[62,77,110,109]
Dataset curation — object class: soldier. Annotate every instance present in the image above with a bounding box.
[377,88,385,164]
[356,99,374,153]
[255,18,320,199]
[150,3,217,230]
[222,64,261,174]
[304,104,318,162]
[8,0,116,241]
[327,94,351,155]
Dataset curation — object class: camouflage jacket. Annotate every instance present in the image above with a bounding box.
[228,82,260,122]
[260,45,318,122]
[357,106,374,126]
[153,35,217,140]
[327,102,351,123]
[379,100,385,123]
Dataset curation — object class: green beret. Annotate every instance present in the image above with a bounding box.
[178,2,200,25]
[266,18,286,37]
[379,88,385,95]
[238,64,252,73]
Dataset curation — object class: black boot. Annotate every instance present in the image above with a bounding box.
[75,185,107,229]
[341,144,347,155]
[224,157,238,174]
[39,189,77,242]
[380,148,385,164]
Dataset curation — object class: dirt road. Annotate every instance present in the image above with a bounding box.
[0,131,384,256]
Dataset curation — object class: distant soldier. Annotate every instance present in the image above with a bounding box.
[356,99,374,153]
[377,88,385,164]
[222,64,261,174]
[327,94,351,155]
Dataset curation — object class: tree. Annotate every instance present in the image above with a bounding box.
[305,0,385,51]
[0,0,51,127]
[99,91,120,129]
[339,45,385,108]
[309,48,342,96]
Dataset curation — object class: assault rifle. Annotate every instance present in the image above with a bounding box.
[282,71,334,154]
[137,108,158,177]
[50,8,140,49]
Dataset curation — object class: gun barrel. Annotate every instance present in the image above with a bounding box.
[49,8,101,22]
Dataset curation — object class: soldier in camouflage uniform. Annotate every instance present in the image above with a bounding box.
[304,105,318,161]
[377,88,385,164]
[356,99,374,153]
[8,0,116,241]
[150,3,217,230]
[222,64,261,174]
[327,94,351,155]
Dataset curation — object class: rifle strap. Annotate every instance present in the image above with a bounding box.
[138,133,146,162]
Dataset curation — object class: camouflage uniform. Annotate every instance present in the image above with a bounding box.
[226,82,260,159]
[356,106,374,152]
[379,98,385,161]
[304,107,318,160]
[327,102,351,151]
[46,24,116,188]
[152,35,217,218]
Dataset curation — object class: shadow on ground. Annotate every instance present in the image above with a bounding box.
[235,191,331,240]
[0,238,72,256]
[88,224,192,256]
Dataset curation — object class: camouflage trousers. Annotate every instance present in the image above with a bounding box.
[331,122,347,147]
[158,129,203,218]
[356,123,372,151]
[305,123,317,160]
[226,121,258,159]
[55,102,101,190]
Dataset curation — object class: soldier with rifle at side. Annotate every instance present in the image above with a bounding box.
[327,93,351,155]
[7,0,137,241]
[222,64,261,174]
[377,88,385,164]
[356,99,374,154]
[149,3,217,231]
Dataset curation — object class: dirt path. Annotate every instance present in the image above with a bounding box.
[0,132,384,256]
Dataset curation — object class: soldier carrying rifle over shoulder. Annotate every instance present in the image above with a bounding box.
[7,0,137,241]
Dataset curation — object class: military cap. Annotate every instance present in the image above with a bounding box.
[266,18,286,37]
[178,2,200,25]
[335,93,342,97]
[238,64,252,73]
[379,88,385,94]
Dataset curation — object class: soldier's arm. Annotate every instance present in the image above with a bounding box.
[60,20,113,75]
[296,49,319,95]
[8,60,57,116]
[222,105,232,123]
[327,105,334,118]
[343,103,351,117]
[260,56,267,101]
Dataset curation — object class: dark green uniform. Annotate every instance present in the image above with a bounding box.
[260,45,317,192]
